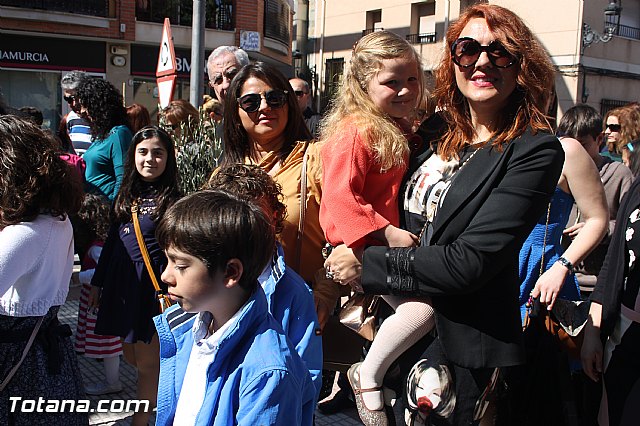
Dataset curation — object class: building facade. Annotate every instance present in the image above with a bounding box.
[0,0,295,130]
[303,0,640,118]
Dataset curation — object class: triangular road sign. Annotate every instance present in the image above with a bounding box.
[156,18,177,77]
[157,75,177,109]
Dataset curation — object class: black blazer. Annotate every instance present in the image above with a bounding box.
[361,128,564,369]
[591,176,640,338]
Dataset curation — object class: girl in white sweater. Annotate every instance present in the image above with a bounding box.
[0,115,86,424]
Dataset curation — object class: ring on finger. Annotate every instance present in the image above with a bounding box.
[326,271,334,279]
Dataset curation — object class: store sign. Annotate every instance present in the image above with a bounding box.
[0,32,106,72]
[240,31,260,52]
[131,45,211,79]
[0,51,49,63]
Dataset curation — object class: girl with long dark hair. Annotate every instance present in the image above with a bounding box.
[89,126,180,426]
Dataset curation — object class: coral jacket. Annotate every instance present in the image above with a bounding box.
[320,122,407,248]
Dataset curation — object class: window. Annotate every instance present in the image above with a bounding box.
[264,0,291,45]
[322,58,344,111]
[606,1,640,42]
[601,98,632,117]
[460,0,487,11]
[364,9,382,35]
[136,0,233,30]
[0,0,110,17]
[408,2,436,44]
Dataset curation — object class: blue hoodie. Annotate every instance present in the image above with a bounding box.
[154,286,316,426]
[261,243,322,401]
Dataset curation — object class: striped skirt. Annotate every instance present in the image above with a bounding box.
[74,283,122,358]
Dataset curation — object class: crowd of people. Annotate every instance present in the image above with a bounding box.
[2,4,640,426]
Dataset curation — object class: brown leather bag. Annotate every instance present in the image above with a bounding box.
[522,203,587,360]
[338,293,380,341]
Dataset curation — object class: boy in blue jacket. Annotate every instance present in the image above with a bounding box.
[206,164,323,401]
[153,190,316,425]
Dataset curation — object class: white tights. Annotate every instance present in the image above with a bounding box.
[359,296,435,410]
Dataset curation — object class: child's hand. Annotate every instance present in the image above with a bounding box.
[563,222,585,239]
[384,225,419,248]
[88,286,101,310]
[581,328,603,382]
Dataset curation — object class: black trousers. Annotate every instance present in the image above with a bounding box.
[604,320,640,426]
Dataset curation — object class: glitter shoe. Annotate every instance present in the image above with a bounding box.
[347,362,389,426]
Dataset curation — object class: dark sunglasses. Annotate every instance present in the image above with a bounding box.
[294,90,307,97]
[63,95,76,104]
[606,123,621,132]
[451,37,518,69]
[237,89,288,113]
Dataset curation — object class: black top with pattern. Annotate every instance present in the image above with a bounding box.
[623,202,640,312]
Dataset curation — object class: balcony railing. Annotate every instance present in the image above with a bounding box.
[136,0,233,31]
[362,28,384,36]
[406,32,437,44]
[0,0,109,17]
[606,20,640,41]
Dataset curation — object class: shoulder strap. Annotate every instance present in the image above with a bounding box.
[539,202,552,278]
[294,145,309,272]
[0,316,44,392]
[524,202,552,329]
[132,202,162,293]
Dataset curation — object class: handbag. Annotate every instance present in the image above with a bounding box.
[0,316,44,392]
[322,315,367,372]
[132,202,173,313]
[339,292,380,341]
[523,203,588,360]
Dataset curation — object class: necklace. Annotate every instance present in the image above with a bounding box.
[458,145,480,169]
[418,145,481,242]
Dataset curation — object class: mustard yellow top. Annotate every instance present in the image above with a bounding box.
[248,141,341,306]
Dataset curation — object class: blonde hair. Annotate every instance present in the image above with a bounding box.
[202,95,223,117]
[319,30,425,171]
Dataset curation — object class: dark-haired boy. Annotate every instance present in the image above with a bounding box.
[205,164,322,401]
[153,190,315,425]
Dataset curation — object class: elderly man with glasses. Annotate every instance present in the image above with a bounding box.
[206,46,250,106]
[289,77,321,139]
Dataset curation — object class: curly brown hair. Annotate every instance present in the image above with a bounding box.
[204,163,286,235]
[0,115,83,227]
[604,105,640,154]
[72,193,111,259]
[75,78,130,140]
[433,4,555,159]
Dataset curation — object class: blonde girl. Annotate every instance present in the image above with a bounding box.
[319,30,434,425]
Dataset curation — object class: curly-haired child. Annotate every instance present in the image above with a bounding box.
[0,115,86,424]
[73,193,123,395]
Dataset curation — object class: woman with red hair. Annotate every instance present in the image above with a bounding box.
[325,4,564,424]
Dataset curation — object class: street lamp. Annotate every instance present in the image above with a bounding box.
[582,1,622,53]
